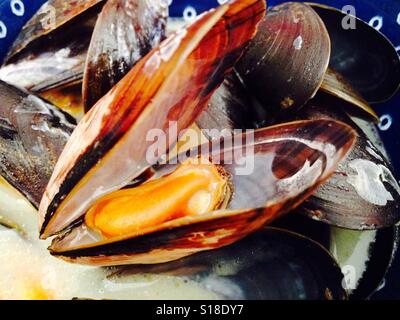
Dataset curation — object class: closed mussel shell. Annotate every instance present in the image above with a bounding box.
[236,2,331,111]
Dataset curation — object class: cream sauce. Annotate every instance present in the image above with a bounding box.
[0,178,219,300]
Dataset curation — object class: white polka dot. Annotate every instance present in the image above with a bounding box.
[166,0,173,6]
[369,16,383,31]
[10,0,25,17]
[397,12,400,25]
[217,0,229,4]
[378,114,392,131]
[0,21,7,39]
[183,6,197,22]
[395,45,400,53]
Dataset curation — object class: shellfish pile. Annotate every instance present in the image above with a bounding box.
[0,0,399,300]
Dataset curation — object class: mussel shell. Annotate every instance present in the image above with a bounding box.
[273,213,399,299]
[4,0,105,62]
[83,0,168,111]
[39,83,84,121]
[295,94,400,229]
[236,2,331,111]
[113,227,347,300]
[0,10,98,93]
[196,72,256,138]
[321,68,379,121]
[0,81,76,208]
[330,226,399,300]
[309,3,400,103]
[48,119,355,266]
[39,0,267,239]
[0,0,107,93]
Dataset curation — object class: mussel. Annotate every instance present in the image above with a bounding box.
[296,95,400,230]
[1,0,168,119]
[4,0,104,61]
[309,3,400,104]
[0,0,399,301]
[114,227,347,300]
[273,214,398,299]
[47,120,354,265]
[0,1,103,93]
[233,2,400,121]
[35,0,357,267]
[235,2,331,111]
[0,80,76,208]
[83,0,168,111]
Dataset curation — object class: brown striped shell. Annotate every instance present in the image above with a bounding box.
[39,0,267,239]
[48,119,356,266]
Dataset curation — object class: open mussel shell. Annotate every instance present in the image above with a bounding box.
[39,0,267,239]
[114,227,346,300]
[0,1,104,93]
[0,25,93,94]
[48,120,355,266]
[309,3,400,103]
[236,2,331,111]
[4,0,105,62]
[321,68,379,121]
[273,214,399,299]
[83,0,168,111]
[0,80,76,208]
[294,94,400,229]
